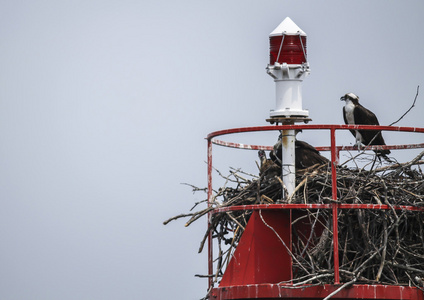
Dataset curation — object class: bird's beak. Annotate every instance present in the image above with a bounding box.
[340,96,346,101]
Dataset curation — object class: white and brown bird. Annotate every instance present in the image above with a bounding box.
[258,149,280,178]
[340,93,390,160]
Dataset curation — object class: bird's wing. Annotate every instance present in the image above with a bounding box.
[354,104,387,146]
[296,140,320,154]
[354,104,380,125]
[342,106,348,125]
[271,139,282,166]
[295,142,329,169]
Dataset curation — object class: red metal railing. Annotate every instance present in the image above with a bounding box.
[206,124,424,294]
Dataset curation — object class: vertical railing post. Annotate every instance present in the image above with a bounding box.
[207,139,213,290]
[330,127,340,284]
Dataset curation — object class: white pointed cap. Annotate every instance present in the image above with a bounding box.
[270,17,306,37]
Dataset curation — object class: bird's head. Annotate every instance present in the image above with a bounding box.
[340,93,359,103]
[258,150,265,159]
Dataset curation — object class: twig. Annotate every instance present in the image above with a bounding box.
[375,211,388,281]
[366,160,424,174]
[386,261,424,276]
[181,182,208,193]
[230,166,259,179]
[389,85,419,126]
[226,212,245,231]
[323,277,357,300]
[394,149,424,176]
[163,212,197,225]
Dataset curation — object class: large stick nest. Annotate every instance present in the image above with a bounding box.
[164,150,424,289]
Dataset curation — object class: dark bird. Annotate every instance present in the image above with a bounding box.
[340,93,390,159]
[258,150,280,178]
[295,140,329,169]
[270,133,329,170]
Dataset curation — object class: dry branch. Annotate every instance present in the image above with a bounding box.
[389,85,419,126]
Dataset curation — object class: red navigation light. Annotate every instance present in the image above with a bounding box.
[269,35,307,65]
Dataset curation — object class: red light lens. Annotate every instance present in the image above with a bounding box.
[269,35,307,65]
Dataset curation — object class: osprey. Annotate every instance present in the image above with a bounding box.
[258,150,280,179]
[340,93,390,159]
[270,133,329,170]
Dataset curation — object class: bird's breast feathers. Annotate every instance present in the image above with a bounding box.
[343,101,356,125]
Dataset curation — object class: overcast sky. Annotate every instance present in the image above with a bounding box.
[1,1,424,299]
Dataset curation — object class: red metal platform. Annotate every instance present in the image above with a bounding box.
[206,125,424,299]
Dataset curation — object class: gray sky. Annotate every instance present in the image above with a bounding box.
[1,1,424,299]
